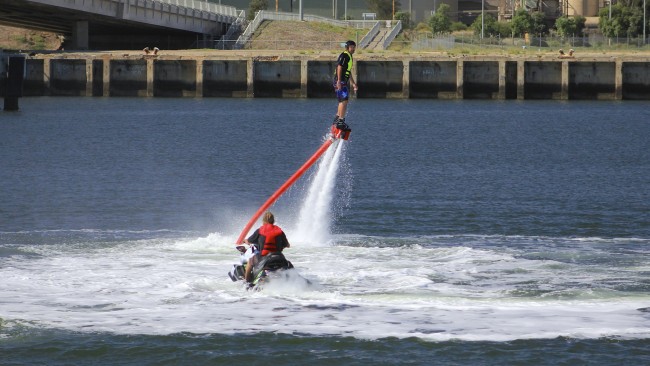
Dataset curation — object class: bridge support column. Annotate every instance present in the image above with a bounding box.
[300,59,308,98]
[196,58,203,97]
[72,20,89,50]
[103,56,110,96]
[402,60,410,98]
[615,59,623,100]
[146,58,154,97]
[561,61,569,100]
[517,60,525,100]
[247,59,254,97]
[456,60,464,99]
[85,58,93,96]
[43,58,51,96]
[497,60,506,100]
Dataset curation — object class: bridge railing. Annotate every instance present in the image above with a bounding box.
[382,20,402,49]
[130,0,239,17]
[234,10,376,49]
[358,21,380,49]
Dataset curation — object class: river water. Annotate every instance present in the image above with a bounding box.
[1,97,649,364]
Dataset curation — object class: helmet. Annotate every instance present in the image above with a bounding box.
[345,40,356,48]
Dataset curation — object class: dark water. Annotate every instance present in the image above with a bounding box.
[1,98,649,365]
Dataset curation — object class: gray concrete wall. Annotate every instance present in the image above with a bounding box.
[525,61,563,100]
[569,62,616,100]
[110,60,148,97]
[14,56,650,101]
[307,61,336,98]
[622,62,650,100]
[24,59,45,97]
[463,61,499,99]
[203,60,248,97]
[50,59,87,96]
[409,61,457,99]
[153,60,197,97]
[253,61,302,98]
[357,61,403,98]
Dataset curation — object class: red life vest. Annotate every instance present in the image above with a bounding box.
[258,223,284,256]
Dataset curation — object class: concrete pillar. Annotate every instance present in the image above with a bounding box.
[402,60,410,99]
[456,59,464,99]
[103,56,110,96]
[561,61,569,100]
[300,59,308,98]
[146,58,154,97]
[43,58,51,96]
[517,60,525,100]
[247,58,254,97]
[615,59,623,100]
[85,58,93,96]
[72,20,89,50]
[196,58,203,97]
[498,60,506,100]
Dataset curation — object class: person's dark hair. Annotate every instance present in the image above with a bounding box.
[345,40,356,48]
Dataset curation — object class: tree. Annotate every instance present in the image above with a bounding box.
[366,0,400,19]
[531,12,547,35]
[471,13,498,37]
[599,4,643,38]
[248,0,268,21]
[510,9,532,37]
[429,4,452,35]
[555,16,586,37]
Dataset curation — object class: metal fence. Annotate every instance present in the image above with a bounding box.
[408,34,650,51]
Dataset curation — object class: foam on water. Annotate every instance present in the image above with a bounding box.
[1,231,650,341]
[1,130,649,341]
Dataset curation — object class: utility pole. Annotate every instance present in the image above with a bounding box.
[481,0,485,39]
[643,0,648,46]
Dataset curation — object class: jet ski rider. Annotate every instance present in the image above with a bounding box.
[242,211,290,283]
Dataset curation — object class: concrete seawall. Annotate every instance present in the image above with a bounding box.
[5,53,650,100]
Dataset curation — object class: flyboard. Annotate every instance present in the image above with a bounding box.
[228,124,351,289]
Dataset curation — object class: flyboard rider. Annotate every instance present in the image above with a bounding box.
[238,211,290,285]
[333,40,357,131]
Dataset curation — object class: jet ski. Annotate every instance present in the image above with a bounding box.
[228,245,301,291]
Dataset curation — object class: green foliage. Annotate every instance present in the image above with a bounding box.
[248,0,267,21]
[555,16,586,37]
[531,12,547,35]
[450,21,468,32]
[471,14,504,37]
[510,9,532,37]
[468,14,511,38]
[429,4,452,35]
[510,9,548,37]
[414,22,431,33]
[599,4,643,37]
[395,11,411,28]
[366,0,401,19]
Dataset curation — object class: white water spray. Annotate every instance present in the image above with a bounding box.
[292,138,345,245]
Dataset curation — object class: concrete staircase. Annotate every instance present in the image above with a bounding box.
[365,27,392,50]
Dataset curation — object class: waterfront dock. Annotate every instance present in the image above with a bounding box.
[4,51,650,100]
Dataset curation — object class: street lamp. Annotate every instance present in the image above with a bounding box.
[644,0,647,45]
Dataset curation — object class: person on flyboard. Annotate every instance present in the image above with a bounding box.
[333,40,357,131]
[240,211,290,284]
